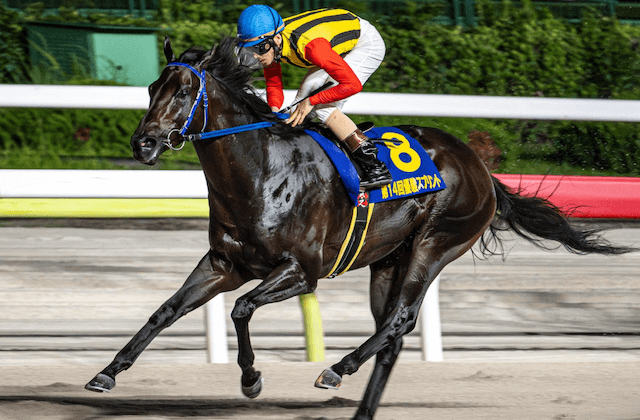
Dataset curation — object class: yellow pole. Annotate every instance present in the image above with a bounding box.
[299,293,325,362]
[0,198,209,218]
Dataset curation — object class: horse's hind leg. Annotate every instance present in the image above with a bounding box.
[85,251,243,393]
[317,259,437,387]
[353,338,403,419]
[351,263,408,420]
[316,236,476,416]
[231,255,316,398]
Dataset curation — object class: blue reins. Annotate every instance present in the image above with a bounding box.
[165,62,283,145]
[185,120,276,142]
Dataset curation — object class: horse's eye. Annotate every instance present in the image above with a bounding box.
[178,87,192,98]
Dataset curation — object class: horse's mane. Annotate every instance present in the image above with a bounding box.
[176,36,280,125]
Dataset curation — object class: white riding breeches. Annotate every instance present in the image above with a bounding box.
[293,18,386,123]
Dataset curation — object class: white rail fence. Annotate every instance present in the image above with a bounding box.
[3,84,640,121]
[2,84,639,364]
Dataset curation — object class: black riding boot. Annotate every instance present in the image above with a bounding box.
[343,129,392,190]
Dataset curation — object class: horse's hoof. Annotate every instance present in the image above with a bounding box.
[85,373,115,393]
[315,368,342,390]
[241,375,263,399]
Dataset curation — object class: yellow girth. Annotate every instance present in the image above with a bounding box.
[325,202,375,278]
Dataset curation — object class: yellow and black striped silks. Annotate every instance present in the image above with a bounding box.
[281,8,361,68]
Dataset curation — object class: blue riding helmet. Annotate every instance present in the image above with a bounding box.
[237,5,285,48]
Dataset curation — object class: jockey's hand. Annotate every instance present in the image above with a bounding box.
[286,98,313,127]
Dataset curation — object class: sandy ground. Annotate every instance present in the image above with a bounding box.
[0,361,639,420]
[1,223,639,419]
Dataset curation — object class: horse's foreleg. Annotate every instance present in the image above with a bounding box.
[231,256,315,399]
[85,252,242,393]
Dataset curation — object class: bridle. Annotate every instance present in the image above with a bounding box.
[164,62,209,151]
[162,61,276,151]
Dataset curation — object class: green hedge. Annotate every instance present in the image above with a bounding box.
[0,108,141,155]
[1,0,640,174]
[0,107,204,169]
[0,6,29,84]
[370,2,640,98]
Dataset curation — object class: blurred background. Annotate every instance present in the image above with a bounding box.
[0,0,639,367]
[1,0,639,175]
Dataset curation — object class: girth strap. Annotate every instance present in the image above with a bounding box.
[325,200,375,278]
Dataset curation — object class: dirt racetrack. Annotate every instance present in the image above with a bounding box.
[1,222,639,419]
[0,361,639,420]
[1,360,640,420]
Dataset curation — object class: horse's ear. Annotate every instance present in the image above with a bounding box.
[164,36,176,63]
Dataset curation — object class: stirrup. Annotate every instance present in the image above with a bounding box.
[356,122,375,133]
[360,174,392,190]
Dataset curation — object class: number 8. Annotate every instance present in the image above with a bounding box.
[382,132,421,173]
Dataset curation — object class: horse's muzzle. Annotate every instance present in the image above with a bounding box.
[131,135,167,165]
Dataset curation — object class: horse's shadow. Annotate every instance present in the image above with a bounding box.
[0,393,488,418]
[3,394,352,419]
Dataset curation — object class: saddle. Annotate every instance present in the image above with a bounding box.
[305,125,446,207]
[313,122,375,184]
[316,123,446,278]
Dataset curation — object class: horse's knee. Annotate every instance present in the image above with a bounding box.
[148,304,177,327]
[231,298,256,323]
[402,317,418,335]
[387,307,418,337]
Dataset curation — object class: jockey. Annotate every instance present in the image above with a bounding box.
[236,5,392,190]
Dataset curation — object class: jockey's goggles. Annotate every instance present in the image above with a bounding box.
[234,45,263,71]
[243,38,274,56]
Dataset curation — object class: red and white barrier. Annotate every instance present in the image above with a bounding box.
[495,174,640,219]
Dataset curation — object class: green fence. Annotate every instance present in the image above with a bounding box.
[288,0,474,26]
[289,0,640,25]
[505,0,636,23]
[26,21,160,86]
[4,0,640,25]
[1,0,158,17]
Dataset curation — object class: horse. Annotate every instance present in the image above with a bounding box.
[85,36,634,420]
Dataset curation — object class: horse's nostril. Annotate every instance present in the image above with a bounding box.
[139,137,156,150]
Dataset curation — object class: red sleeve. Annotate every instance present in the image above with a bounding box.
[263,63,284,109]
[303,38,363,105]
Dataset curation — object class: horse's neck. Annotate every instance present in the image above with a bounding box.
[208,93,254,128]
[195,83,272,192]
[194,116,266,195]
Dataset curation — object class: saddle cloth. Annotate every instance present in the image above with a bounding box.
[304,127,447,206]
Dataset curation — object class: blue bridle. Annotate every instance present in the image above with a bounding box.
[168,62,209,134]
[164,62,279,150]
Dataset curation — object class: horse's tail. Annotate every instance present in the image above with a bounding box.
[480,175,636,256]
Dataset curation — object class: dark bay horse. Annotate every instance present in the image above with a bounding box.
[85,36,633,420]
